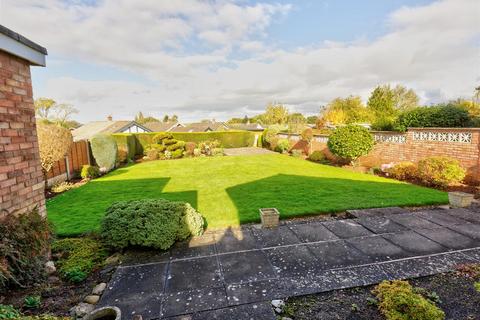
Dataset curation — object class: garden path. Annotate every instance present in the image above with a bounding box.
[98,206,480,319]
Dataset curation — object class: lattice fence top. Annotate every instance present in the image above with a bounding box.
[412,131,472,143]
[373,133,407,144]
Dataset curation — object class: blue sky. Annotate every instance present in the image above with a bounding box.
[1,0,478,122]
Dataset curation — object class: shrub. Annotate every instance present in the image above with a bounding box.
[24,296,41,309]
[112,133,137,161]
[167,140,186,151]
[51,237,107,283]
[101,199,204,250]
[90,134,118,172]
[193,148,202,157]
[80,165,100,180]
[37,123,73,176]
[146,148,159,160]
[171,149,183,159]
[117,148,128,164]
[0,304,21,319]
[163,138,177,146]
[301,128,313,142]
[198,140,221,156]
[274,139,290,153]
[152,133,173,144]
[291,149,303,158]
[51,181,77,194]
[308,150,326,162]
[145,143,166,154]
[387,162,418,181]
[185,142,196,156]
[373,280,445,320]
[0,210,51,292]
[396,104,471,131]
[417,156,466,188]
[327,125,374,164]
[262,125,281,149]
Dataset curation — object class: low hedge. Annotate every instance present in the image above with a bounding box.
[112,133,137,161]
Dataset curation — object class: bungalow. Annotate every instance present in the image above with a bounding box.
[143,121,184,132]
[228,123,264,132]
[72,116,151,141]
[170,121,229,133]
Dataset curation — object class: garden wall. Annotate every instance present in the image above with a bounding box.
[279,128,480,182]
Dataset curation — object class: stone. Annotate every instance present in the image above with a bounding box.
[260,208,280,228]
[84,295,100,304]
[449,192,474,208]
[105,253,121,265]
[271,299,285,309]
[48,276,61,284]
[275,307,282,313]
[92,282,107,295]
[45,261,56,274]
[70,302,95,318]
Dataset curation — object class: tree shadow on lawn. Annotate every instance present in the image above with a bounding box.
[226,174,448,224]
[47,177,197,237]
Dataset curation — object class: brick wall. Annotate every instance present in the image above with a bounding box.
[0,50,46,217]
[281,128,480,182]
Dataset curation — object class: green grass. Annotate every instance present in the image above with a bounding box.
[47,154,448,236]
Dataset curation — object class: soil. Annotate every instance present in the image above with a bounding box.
[281,265,480,320]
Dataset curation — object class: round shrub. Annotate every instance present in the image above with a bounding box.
[167,140,186,151]
[327,125,374,163]
[101,199,204,250]
[417,156,465,188]
[185,142,196,156]
[387,162,417,181]
[80,165,100,180]
[90,134,118,172]
[308,150,325,162]
[170,149,183,159]
[163,138,177,146]
[152,133,173,144]
[274,139,290,153]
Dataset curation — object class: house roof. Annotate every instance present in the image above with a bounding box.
[0,24,47,66]
[170,122,229,132]
[72,120,149,141]
[228,123,264,131]
[143,121,181,132]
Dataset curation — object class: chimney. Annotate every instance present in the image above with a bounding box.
[107,115,113,121]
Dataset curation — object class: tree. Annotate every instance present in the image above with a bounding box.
[321,96,369,125]
[475,86,480,104]
[135,112,145,124]
[306,115,318,124]
[163,115,170,122]
[263,103,289,125]
[171,115,179,122]
[243,115,249,123]
[34,98,78,128]
[37,123,73,187]
[391,85,419,111]
[34,98,56,120]
[287,112,306,132]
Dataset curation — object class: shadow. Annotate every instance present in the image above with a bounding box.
[47,177,197,237]
[226,174,448,224]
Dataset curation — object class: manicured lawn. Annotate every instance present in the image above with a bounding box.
[47,154,448,236]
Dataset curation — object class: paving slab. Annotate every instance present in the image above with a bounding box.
[288,221,339,243]
[307,240,373,269]
[448,223,480,240]
[355,216,408,234]
[193,301,275,320]
[463,248,480,261]
[347,236,412,261]
[213,228,258,253]
[170,234,216,260]
[226,279,287,306]
[100,263,168,303]
[347,207,408,218]
[121,249,170,266]
[251,225,301,247]
[161,287,228,318]
[322,220,374,238]
[166,256,222,292]
[218,250,276,284]
[416,210,470,227]
[414,227,480,250]
[329,264,389,289]
[264,245,320,277]
[445,208,480,224]
[388,213,442,229]
[100,293,162,320]
[382,231,448,255]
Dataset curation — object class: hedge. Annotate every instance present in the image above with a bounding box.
[130,131,258,155]
[112,133,137,161]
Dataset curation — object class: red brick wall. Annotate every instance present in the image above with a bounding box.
[281,128,480,181]
[0,50,46,217]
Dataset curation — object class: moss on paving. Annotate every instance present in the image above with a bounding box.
[47,154,447,236]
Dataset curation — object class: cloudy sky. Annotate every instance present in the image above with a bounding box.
[0,0,479,123]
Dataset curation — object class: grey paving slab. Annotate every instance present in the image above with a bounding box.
[213,228,258,253]
[280,270,341,297]
[414,227,480,250]
[416,210,470,227]
[322,220,374,238]
[448,223,480,240]
[288,221,339,243]
[193,301,275,320]
[170,234,216,260]
[161,287,228,318]
[463,248,480,261]
[355,216,408,234]
[388,213,442,229]
[251,225,301,247]
[264,245,320,277]
[121,249,170,266]
[226,279,287,306]
[307,240,374,269]
[329,264,389,289]
[100,293,162,320]
[382,231,448,255]
[101,263,168,303]
[445,208,480,224]
[218,250,276,284]
[347,207,408,218]
[347,236,412,261]
[166,256,222,292]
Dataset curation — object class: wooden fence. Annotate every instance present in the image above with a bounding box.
[46,140,90,185]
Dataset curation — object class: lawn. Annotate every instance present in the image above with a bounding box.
[47,154,448,236]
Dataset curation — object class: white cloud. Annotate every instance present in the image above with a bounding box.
[1,0,479,122]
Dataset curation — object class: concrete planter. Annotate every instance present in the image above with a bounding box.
[448,192,474,208]
[260,208,280,228]
[85,306,121,320]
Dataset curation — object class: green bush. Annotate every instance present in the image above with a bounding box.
[327,125,374,164]
[291,149,303,158]
[163,138,177,146]
[417,156,466,188]
[90,134,118,172]
[387,162,418,181]
[0,304,21,319]
[171,149,184,159]
[101,199,204,250]
[152,133,173,144]
[0,210,51,292]
[112,134,136,161]
[24,295,41,309]
[167,140,186,151]
[373,280,445,320]
[275,139,290,153]
[80,165,100,180]
[308,150,326,162]
[262,126,281,149]
[197,140,221,156]
[51,237,107,283]
[396,104,471,131]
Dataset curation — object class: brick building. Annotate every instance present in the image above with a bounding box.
[0,25,47,217]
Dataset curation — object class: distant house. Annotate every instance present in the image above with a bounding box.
[170,121,229,133]
[72,116,151,141]
[143,121,184,132]
[228,123,264,131]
